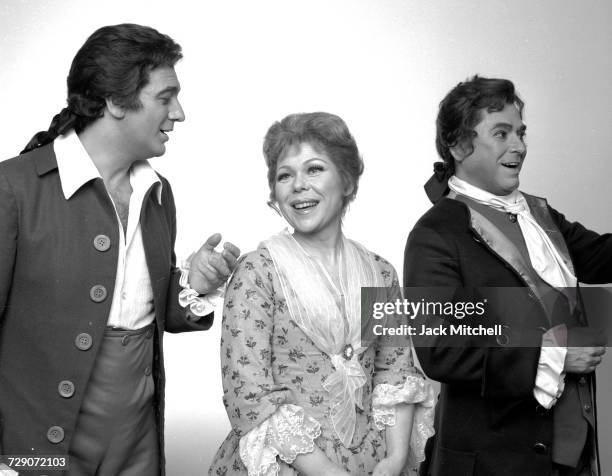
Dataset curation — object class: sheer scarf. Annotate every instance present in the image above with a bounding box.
[264,230,384,447]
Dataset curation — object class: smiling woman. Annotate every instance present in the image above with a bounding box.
[266,112,363,249]
[273,142,348,242]
[208,112,435,476]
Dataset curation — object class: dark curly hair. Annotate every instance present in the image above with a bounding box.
[22,23,182,154]
[436,76,524,173]
[263,112,364,212]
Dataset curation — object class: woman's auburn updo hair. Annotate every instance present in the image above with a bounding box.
[263,112,364,212]
[436,75,525,173]
[21,23,182,154]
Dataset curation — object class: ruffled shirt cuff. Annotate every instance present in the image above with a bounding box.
[238,404,321,476]
[533,326,567,409]
[372,372,436,468]
[178,259,225,319]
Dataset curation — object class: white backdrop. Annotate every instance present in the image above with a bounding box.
[1,1,610,474]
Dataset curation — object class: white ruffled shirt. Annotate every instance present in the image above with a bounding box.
[54,130,218,329]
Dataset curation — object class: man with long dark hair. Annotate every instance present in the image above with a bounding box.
[0,24,239,475]
[405,76,611,476]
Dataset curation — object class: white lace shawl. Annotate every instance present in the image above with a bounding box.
[265,230,383,447]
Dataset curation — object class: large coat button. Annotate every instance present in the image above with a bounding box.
[90,285,108,303]
[533,442,548,454]
[47,426,64,444]
[93,234,111,252]
[58,380,75,398]
[75,333,93,351]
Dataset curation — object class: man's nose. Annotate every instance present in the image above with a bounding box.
[510,134,526,154]
[169,99,185,122]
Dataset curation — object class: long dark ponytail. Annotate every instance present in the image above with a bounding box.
[21,23,182,154]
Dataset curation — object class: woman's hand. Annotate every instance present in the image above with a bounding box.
[372,454,405,476]
[291,447,350,476]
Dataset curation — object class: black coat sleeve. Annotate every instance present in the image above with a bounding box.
[162,178,214,333]
[549,205,612,284]
[0,172,17,321]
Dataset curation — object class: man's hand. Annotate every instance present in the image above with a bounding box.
[564,326,607,373]
[188,233,240,295]
[564,347,606,373]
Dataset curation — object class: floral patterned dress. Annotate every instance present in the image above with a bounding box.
[209,245,434,476]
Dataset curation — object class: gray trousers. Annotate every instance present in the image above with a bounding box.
[68,324,159,476]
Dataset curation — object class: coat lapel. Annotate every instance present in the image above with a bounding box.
[469,208,550,304]
[140,188,172,327]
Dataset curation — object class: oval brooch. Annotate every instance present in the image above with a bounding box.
[342,344,354,360]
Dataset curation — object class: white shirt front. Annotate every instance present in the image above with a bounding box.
[55,130,162,330]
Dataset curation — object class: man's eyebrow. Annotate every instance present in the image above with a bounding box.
[156,86,180,96]
[489,122,527,131]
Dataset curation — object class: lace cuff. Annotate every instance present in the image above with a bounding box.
[238,404,321,476]
[178,258,225,319]
[372,373,436,467]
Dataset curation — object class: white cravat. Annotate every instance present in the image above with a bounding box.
[448,175,577,289]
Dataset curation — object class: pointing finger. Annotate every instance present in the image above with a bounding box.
[201,233,222,251]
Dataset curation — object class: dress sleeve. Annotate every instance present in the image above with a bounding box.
[370,259,435,467]
[221,250,320,476]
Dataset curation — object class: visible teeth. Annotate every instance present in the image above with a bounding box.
[294,201,317,210]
